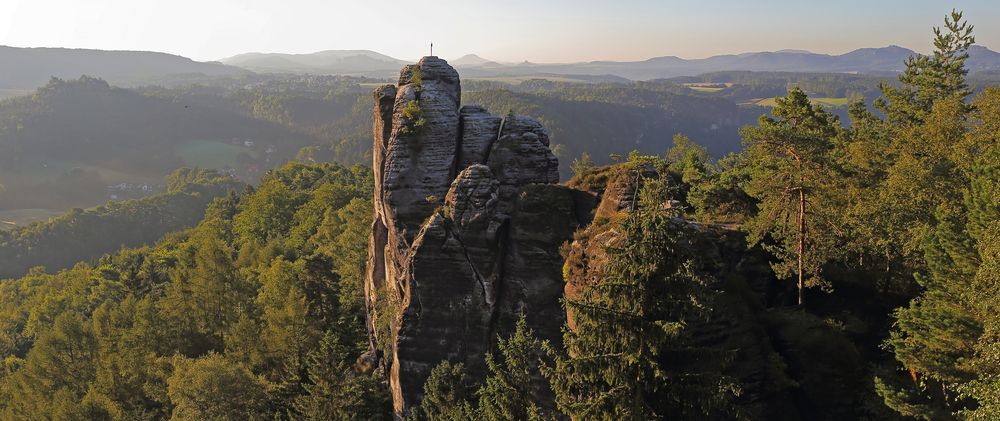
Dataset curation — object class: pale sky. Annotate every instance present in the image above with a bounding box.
[2,0,999,63]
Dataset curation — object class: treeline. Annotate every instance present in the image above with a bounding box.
[0,162,387,419]
[465,83,758,176]
[156,74,763,179]
[666,71,886,103]
[0,168,244,280]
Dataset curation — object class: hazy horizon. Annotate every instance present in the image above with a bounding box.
[3,0,1000,64]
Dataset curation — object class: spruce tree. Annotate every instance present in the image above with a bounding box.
[293,332,390,420]
[549,174,736,420]
[477,317,557,421]
[410,361,476,421]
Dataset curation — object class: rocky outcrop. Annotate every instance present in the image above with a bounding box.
[560,166,810,419]
[365,57,581,416]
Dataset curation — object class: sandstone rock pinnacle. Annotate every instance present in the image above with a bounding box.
[365,57,581,416]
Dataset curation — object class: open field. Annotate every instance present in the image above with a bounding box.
[747,96,850,108]
[0,158,161,184]
[0,208,65,231]
[467,75,592,85]
[176,140,257,169]
[684,82,731,93]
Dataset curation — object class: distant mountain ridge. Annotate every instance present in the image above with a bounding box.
[5,44,1000,92]
[0,45,246,90]
[219,50,407,75]
[461,45,1000,80]
[219,45,1000,80]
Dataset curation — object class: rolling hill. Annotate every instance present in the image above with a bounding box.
[0,76,315,210]
[0,45,246,91]
[220,50,408,75]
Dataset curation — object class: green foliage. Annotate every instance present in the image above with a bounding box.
[0,167,242,280]
[464,83,757,177]
[764,309,866,419]
[549,176,738,420]
[0,162,385,419]
[863,12,1000,420]
[409,317,558,421]
[166,353,268,420]
[1,11,999,421]
[0,77,318,210]
[876,9,975,124]
[2,312,99,419]
[293,332,391,420]
[410,361,477,421]
[399,100,428,136]
[410,66,424,89]
[570,152,595,178]
[477,318,558,421]
[665,133,713,186]
[686,152,755,223]
[740,87,844,304]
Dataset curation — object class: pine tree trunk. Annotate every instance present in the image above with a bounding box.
[798,188,805,306]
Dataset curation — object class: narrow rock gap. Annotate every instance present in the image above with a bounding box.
[483,116,506,164]
[446,220,493,309]
[452,110,465,182]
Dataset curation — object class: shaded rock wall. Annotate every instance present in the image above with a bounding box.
[365,57,579,416]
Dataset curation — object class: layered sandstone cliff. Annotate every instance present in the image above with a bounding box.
[364,57,579,415]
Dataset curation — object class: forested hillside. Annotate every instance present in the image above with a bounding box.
[464,81,759,170]
[0,77,313,210]
[0,45,246,92]
[0,168,243,280]
[0,162,384,419]
[12,51,972,217]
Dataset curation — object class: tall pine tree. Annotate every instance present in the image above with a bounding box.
[740,87,843,305]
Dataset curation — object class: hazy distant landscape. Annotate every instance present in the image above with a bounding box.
[5,42,1000,220]
[6,43,1000,92]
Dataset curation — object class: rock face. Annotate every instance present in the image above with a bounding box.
[365,57,577,416]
